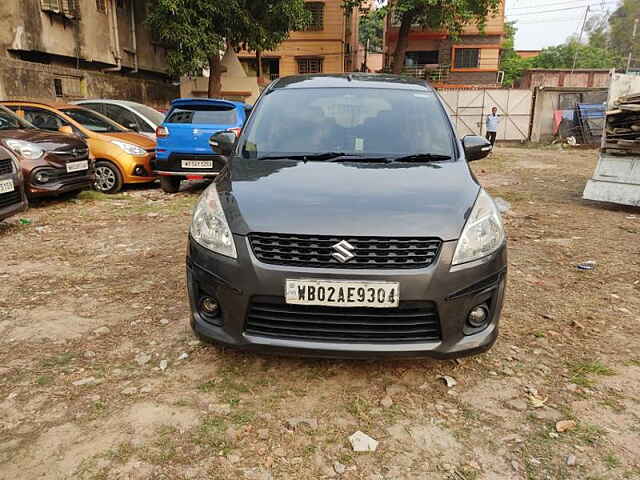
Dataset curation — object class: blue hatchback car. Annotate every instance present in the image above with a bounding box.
[153,98,248,193]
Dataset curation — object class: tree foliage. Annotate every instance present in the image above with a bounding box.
[499,21,531,87]
[345,0,500,74]
[608,0,640,68]
[146,0,310,97]
[531,40,621,70]
[359,7,386,53]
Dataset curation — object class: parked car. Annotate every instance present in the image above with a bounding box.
[2,102,156,194]
[0,146,28,221]
[73,99,165,139]
[187,74,505,360]
[153,98,249,193]
[0,105,94,198]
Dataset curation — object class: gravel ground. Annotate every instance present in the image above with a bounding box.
[1,146,639,480]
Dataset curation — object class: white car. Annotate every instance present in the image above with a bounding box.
[73,99,165,139]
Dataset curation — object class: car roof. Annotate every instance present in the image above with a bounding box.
[269,74,433,91]
[170,98,246,108]
[74,99,151,108]
[1,101,80,110]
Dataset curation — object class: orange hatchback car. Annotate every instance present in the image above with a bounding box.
[2,102,156,193]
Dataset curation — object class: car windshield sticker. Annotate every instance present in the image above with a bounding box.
[355,137,364,152]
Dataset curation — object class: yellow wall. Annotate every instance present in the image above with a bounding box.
[238,0,360,76]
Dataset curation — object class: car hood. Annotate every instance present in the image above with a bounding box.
[0,129,86,150]
[219,159,480,241]
[103,132,156,149]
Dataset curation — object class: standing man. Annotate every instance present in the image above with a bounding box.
[486,107,500,147]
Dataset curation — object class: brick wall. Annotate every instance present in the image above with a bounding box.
[447,71,499,85]
[0,58,178,109]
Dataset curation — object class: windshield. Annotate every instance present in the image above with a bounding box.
[129,103,166,126]
[166,105,237,125]
[0,105,35,130]
[60,107,127,133]
[240,88,454,159]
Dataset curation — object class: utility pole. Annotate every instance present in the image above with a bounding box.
[571,5,590,73]
[626,18,639,73]
[364,38,369,72]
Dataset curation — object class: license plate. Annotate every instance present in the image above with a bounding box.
[0,179,15,194]
[182,160,213,169]
[286,279,400,308]
[66,160,89,173]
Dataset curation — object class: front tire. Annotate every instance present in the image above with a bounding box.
[160,176,181,193]
[94,161,123,194]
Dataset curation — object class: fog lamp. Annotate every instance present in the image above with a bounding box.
[467,305,489,328]
[35,172,50,184]
[200,296,219,316]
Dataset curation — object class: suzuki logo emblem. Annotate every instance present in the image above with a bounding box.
[331,240,356,263]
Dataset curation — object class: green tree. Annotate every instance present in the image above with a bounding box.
[531,39,621,69]
[608,0,640,69]
[499,21,532,87]
[146,0,309,97]
[346,0,500,74]
[359,7,386,53]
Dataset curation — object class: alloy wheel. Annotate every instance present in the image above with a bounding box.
[95,165,116,192]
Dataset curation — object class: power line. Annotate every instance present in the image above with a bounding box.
[506,0,616,11]
[507,3,616,16]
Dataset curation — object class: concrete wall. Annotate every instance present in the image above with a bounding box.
[0,0,169,74]
[521,70,610,89]
[0,58,177,109]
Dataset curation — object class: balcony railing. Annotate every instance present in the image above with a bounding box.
[386,65,451,83]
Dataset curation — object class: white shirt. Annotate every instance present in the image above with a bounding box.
[486,114,500,133]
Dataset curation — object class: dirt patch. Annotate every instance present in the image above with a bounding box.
[1,149,640,479]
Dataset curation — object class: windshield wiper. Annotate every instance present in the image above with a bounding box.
[392,153,452,163]
[258,152,390,163]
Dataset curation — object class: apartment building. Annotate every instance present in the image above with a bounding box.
[238,0,362,80]
[0,0,176,108]
[384,0,506,86]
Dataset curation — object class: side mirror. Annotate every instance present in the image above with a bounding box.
[462,135,492,162]
[59,125,74,135]
[209,130,237,156]
[125,121,139,132]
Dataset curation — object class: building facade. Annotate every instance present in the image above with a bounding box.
[0,0,177,108]
[383,1,506,86]
[237,0,362,80]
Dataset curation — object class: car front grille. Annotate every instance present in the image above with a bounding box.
[249,233,442,270]
[245,298,441,343]
[31,168,91,186]
[0,190,21,209]
[51,146,90,161]
[0,159,14,175]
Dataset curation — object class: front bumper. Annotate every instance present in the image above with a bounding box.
[0,181,27,221]
[187,235,507,360]
[26,166,95,197]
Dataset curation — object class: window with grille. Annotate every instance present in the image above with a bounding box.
[297,57,323,74]
[41,0,61,12]
[304,2,324,31]
[96,0,107,13]
[40,0,77,18]
[453,48,480,69]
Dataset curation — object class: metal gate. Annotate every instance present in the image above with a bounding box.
[437,88,533,141]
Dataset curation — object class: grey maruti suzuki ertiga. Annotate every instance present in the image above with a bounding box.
[186,74,506,359]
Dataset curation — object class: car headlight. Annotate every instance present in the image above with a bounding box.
[111,140,147,156]
[190,185,237,258]
[4,139,44,160]
[452,189,505,266]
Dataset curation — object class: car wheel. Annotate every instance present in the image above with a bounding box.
[160,176,181,193]
[94,161,123,194]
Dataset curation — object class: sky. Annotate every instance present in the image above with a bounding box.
[506,0,620,50]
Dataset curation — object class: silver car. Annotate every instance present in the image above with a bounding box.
[73,99,165,139]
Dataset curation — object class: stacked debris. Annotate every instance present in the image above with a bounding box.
[603,93,640,155]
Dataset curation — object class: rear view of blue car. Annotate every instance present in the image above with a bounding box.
[153,98,248,193]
